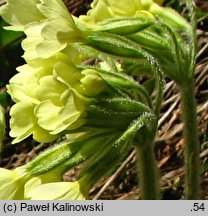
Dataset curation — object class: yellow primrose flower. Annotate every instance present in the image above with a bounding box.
[0,164,65,200]
[79,0,189,31]
[79,0,163,28]
[7,53,107,144]
[0,166,29,200]
[23,164,65,199]
[0,0,44,31]
[9,101,59,144]
[0,0,75,30]
[7,59,61,143]
[26,180,89,200]
[0,0,83,60]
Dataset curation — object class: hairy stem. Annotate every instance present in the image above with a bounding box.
[180,80,200,199]
[135,140,159,199]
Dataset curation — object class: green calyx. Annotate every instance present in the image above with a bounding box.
[95,13,154,35]
[79,112,156,188]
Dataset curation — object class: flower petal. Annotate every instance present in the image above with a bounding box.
[35,75,66,106]
[0,169,20,199]
[32,125,59,143]
[7,65,36,103]
[36,19,78,58]
[28,181,87,200]
[0,167,27,200]
[0,0,44,31]
[35,91,82,134]
[21,21,46,62]
[9,102,36,144]
[35,100,62,131]
[37,0,73,21]
[53,61,82,88]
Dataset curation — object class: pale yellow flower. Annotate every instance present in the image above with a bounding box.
[0,166,28,200]
[27,180,89,200]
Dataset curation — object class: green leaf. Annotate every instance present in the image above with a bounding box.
[85,96,155,135]
[27,140,83,176]
[0,89,9,108]
[0,19,24,86]
[115,112,155,145]
[0,19,23,47]
[142,54,164,118]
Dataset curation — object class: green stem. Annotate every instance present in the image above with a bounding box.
[180,80,200,199]
[135,140,159,199]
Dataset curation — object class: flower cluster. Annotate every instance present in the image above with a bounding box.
[0,0,192,200]
[7,53,108,144]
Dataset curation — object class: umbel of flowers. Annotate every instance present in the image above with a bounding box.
[0,0,199,199]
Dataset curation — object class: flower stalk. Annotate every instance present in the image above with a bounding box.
[180,80,200,199]
[135,139,159,199]
[134,101,161,200]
